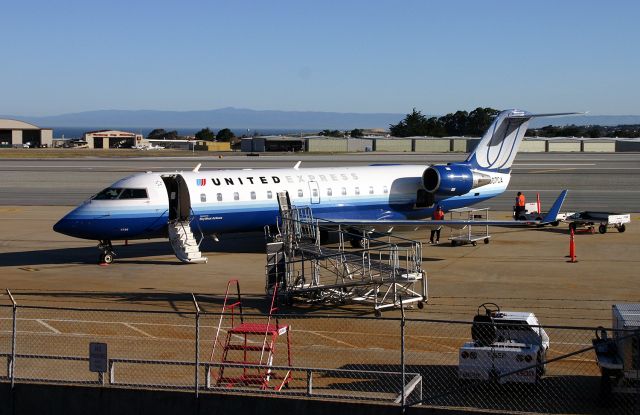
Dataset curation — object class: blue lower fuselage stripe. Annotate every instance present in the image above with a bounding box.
[55,190,500,240]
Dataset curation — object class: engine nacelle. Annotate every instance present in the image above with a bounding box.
[422,164,491,196]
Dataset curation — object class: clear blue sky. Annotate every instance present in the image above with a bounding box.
[2,0,639,116]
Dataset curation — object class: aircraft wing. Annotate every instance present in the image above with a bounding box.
[315,190,568,234]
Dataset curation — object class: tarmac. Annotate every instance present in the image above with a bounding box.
[0,152,638,413]
[0,204,638,327]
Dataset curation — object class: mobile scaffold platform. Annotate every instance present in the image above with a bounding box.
[265,192,427,316]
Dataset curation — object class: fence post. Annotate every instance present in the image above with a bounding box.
[7,289,17,390]
[192,293,201,399]
[636,330,640,414]
[400,296,406,414]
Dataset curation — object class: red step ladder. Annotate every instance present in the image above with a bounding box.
[210,279,292,390]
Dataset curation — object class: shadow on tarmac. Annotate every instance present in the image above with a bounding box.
[0,232,269,267]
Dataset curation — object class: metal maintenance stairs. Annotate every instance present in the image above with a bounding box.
[168,220,207,264]
[210,280,292,391]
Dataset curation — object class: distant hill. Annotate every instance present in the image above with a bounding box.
[2,107,403,130]
[3,107,640,130]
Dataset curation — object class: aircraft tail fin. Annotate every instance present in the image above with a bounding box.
[466,110,582,171]
[541,190,568,224]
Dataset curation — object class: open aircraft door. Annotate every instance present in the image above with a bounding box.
[308,181,320,204]
[161,174,191,222]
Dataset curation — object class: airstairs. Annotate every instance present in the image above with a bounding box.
[209,280,292,391]
[168,220,208,264]
[266,192,427,315]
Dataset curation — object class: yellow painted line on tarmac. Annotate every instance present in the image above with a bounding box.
[529,168,579,174]
[0,207,22,214]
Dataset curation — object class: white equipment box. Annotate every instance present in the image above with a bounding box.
[458,304,550,384]
[612,304,640,376]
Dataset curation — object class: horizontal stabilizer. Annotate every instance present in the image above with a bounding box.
[541,190,568,224]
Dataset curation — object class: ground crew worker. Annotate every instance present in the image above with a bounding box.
[515,191,526,219]
[430,205,445,244]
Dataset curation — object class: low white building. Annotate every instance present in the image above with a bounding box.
[83,130,144,149]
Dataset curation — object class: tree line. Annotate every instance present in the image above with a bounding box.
[389,107,640,138]
[146,110,640,142]
[530,124,640,138]
[147,128,238,142]
[389,107,500,137]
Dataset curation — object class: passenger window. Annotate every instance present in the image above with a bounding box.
[341,187,347,196]
[250,191,256,200]
[200,193,206,203]
[383,186,388,194]
[369,186,374,195]
[312,188,318,197]
[267,190,273,199]
[217,193,223,201]
[327,188,333,196]
[355,187,360,195]
[298,189,303,197]
[234,192,239,201]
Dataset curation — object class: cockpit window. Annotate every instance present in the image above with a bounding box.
[93,188,148,200]
[119,188,148,199]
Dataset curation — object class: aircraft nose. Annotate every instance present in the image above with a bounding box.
[53,216,74,237]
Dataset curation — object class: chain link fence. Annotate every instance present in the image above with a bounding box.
[0,295,638,413]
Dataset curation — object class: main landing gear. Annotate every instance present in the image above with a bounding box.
[98,240,115,264]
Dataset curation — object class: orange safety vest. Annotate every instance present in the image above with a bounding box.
[516,194,525,207]
[434,209,445,220]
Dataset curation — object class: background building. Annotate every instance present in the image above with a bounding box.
[0,119,53,147]
[83,130,144,149]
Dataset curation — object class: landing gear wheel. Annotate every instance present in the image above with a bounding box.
[374,309,382,318]
[617,224,626,233]
[598,224,607,234]
[484,238,490,244]
[102,253,114,264]
[451,240,457,247]
[551,221,560,227]
[97,240,115,264]
[417,301,424,310]
[569,222,577,232]
[472,241,477,246]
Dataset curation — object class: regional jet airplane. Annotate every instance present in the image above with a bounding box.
[53,109,573,264]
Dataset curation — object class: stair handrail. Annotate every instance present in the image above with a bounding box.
[209,279,244,364]
[259,279,281,367]
[189,208,206,249]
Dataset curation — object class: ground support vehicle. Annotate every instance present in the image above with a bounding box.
[592,304,640,400]
[447,208,491,247]
[458,303,550,384]
[565,211,630,234]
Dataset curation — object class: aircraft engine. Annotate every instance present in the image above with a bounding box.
[422,164,491,196]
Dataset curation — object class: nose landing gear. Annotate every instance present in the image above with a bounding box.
[98,240,115,264]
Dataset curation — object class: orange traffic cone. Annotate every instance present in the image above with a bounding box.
[567,228,577,263]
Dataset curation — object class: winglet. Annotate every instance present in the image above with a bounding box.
[294,161,301,170]
[193,163,201,173]
[541,190,568,223]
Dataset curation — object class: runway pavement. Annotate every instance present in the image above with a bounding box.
[0,152,638,210]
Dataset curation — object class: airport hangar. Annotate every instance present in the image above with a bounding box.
[0,119,53,148]
[82,130,145,149]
